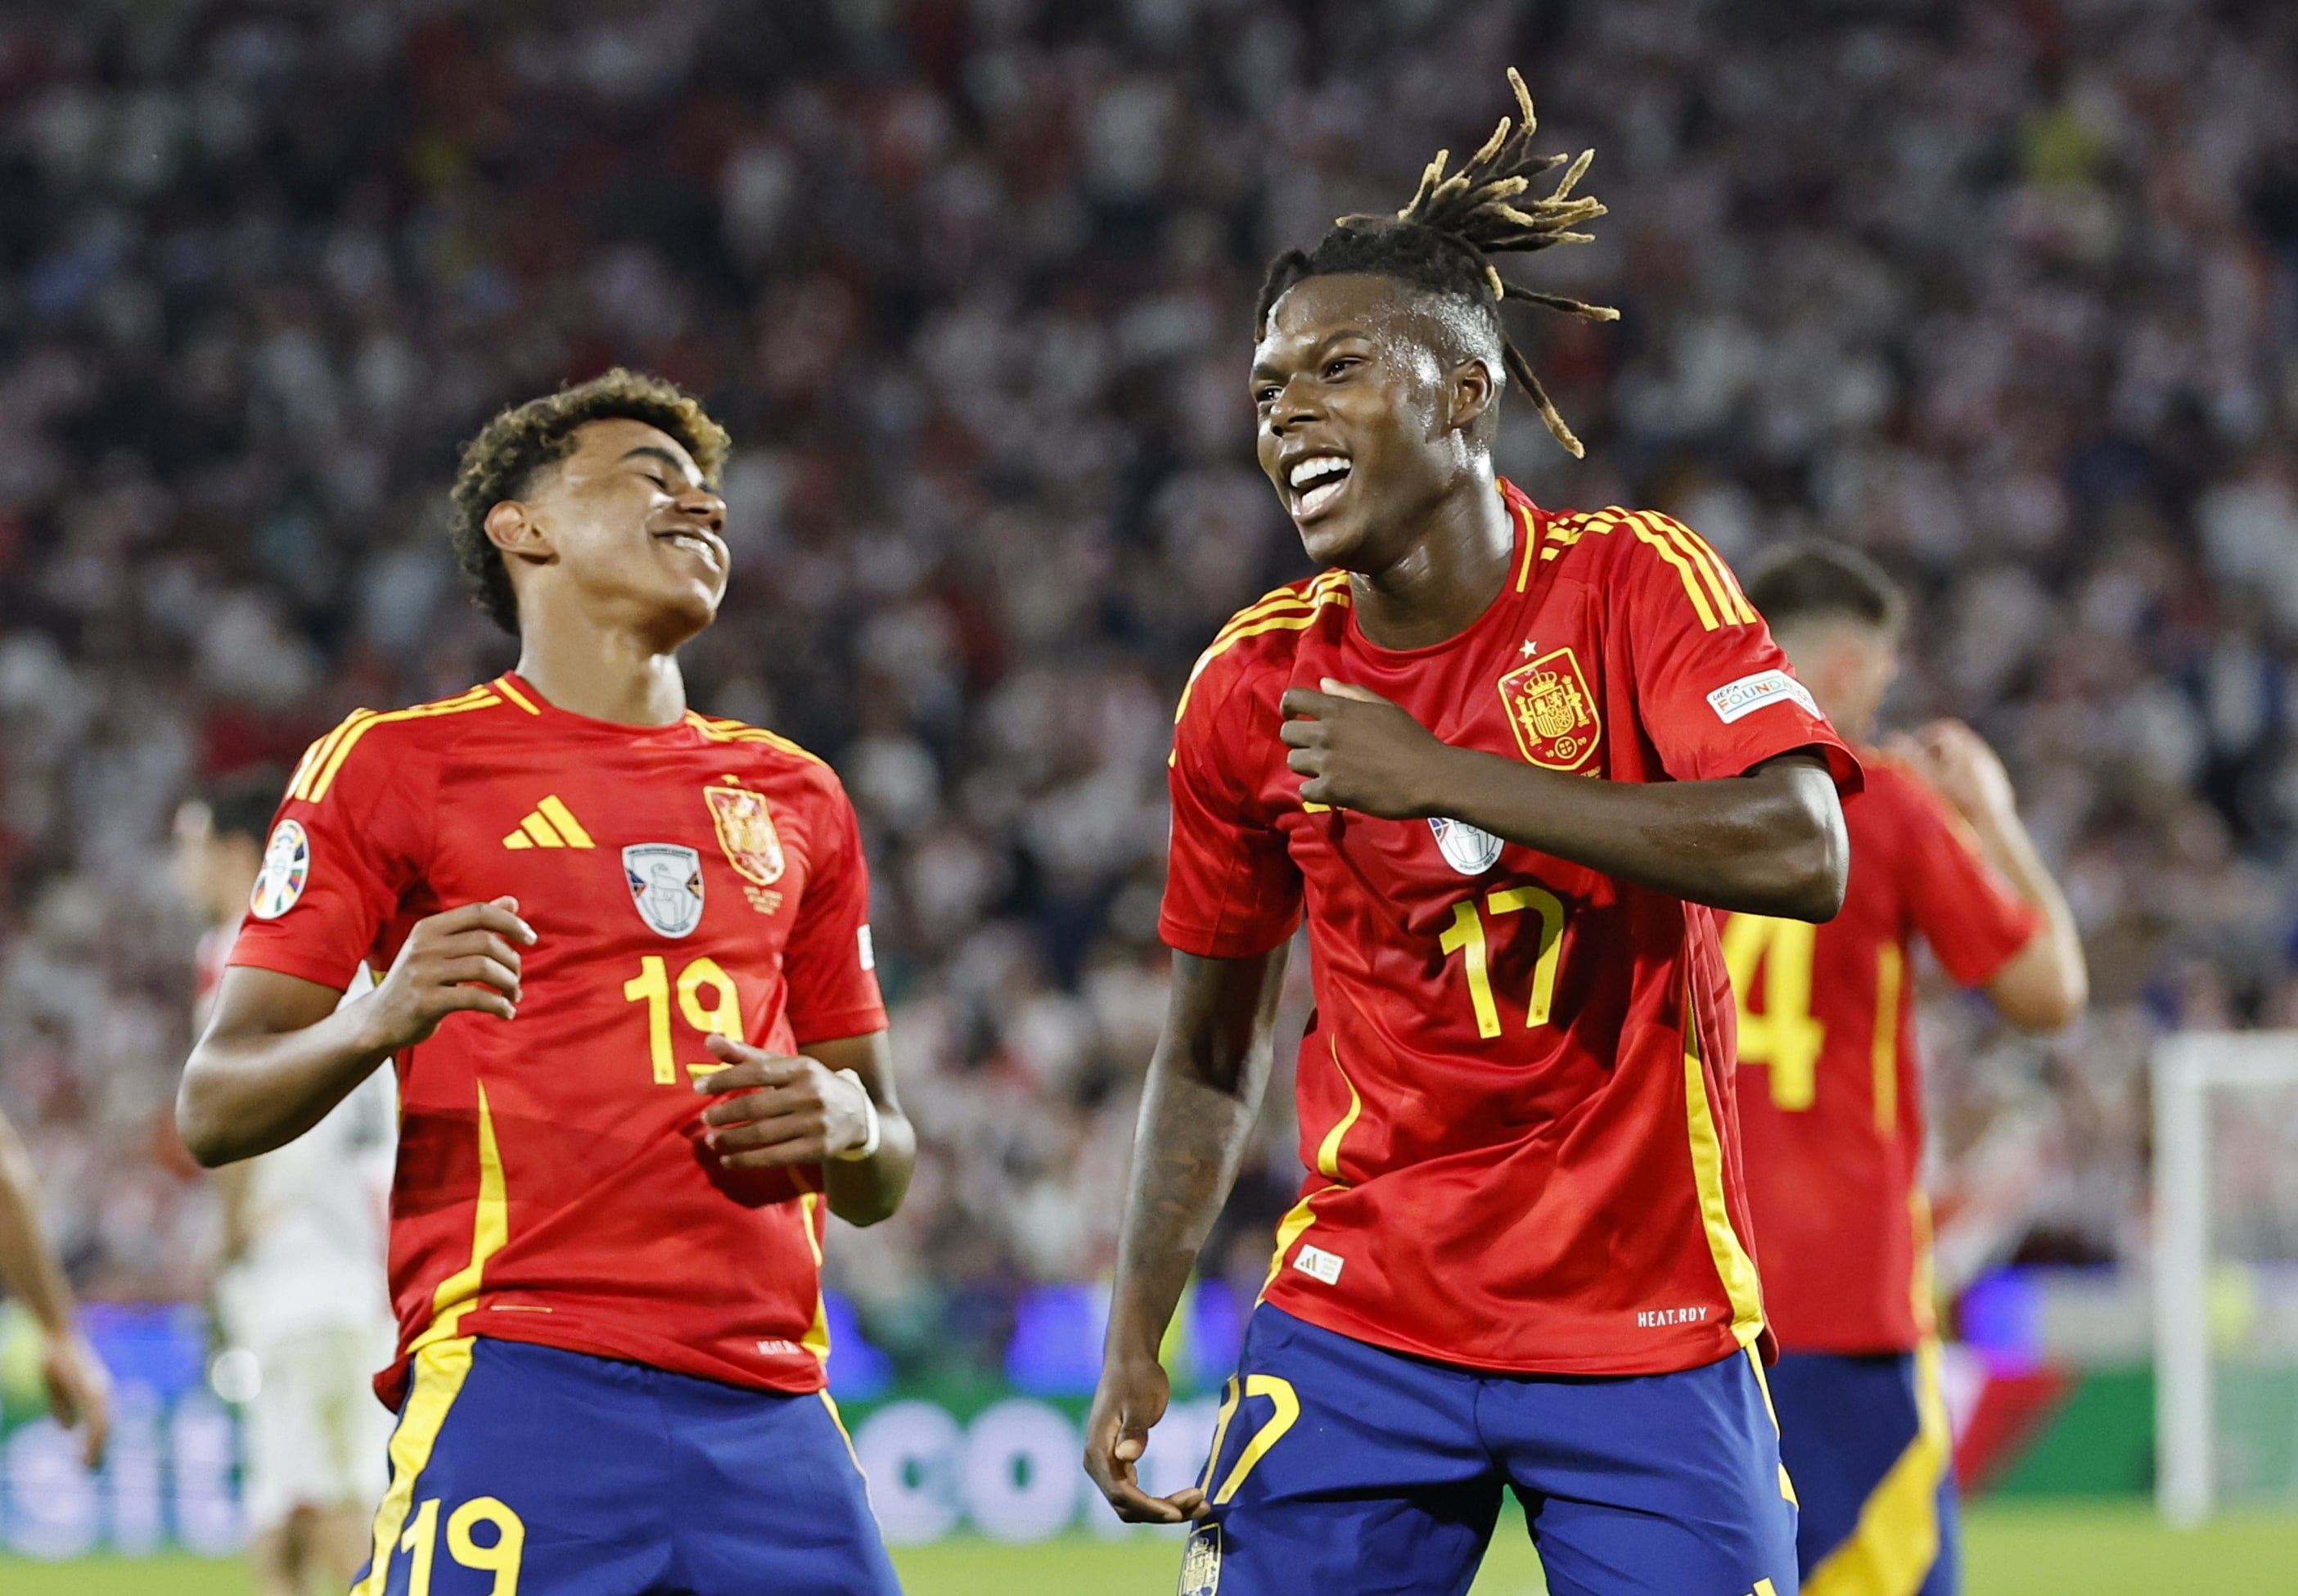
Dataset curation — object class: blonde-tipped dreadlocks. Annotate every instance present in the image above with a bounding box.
[1254,68,1616,458]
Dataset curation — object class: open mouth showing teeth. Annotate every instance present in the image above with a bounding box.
[1287,456,1352,517]
[659,530,722,571]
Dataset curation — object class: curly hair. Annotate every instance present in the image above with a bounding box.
[1255,68,1615,458]
[447,367,732,635]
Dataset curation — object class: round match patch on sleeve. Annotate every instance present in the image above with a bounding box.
[249,819,311,920]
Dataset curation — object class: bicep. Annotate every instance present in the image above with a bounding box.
[1160,946,1291,1095]
[197,965,354,1049]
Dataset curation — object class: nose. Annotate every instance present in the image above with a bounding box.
[678,484,727,532]
[1265,375,1322,433]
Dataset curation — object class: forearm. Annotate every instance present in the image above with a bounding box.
[178,1005,390,1167]
[822,1110,916,1227]
[0,1115,77,1333]
[1106,1044,1271,1362]
[1432,746,1849,920]
[1971,809,2088,1003]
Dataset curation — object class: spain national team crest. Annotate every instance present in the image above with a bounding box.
[1497,646,1602,771]
[624,844,705,937]
[704,781,786,886]
[1178,1522,1222,1596]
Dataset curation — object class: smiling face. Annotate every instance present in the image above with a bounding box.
[485,417,730,646]
[1251,273,1500,572]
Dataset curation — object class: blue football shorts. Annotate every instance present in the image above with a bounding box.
[351,1336,899,1596]
[1178,1302,1800,1596]
[1768,1344,1959,1596]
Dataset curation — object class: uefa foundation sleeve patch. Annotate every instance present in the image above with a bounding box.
[1705,670,1819,725]
[249,820,310,919]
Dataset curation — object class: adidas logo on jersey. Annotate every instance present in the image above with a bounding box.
[502,795,595,850]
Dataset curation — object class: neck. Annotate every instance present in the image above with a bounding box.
[1349,465,1513,651]
[513,615,691,727]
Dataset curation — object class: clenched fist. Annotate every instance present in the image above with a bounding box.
[1278,679,1453,818]
[357,896,536,1056]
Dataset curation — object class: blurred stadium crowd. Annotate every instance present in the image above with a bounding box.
[2,0,2296,1375]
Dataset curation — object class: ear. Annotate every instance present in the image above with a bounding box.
[1445,356,1497,437]
[484,498,555,567]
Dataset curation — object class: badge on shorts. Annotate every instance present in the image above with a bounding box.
[624,844,705,937]
[1178,1522,1222,1596]
[249,820,309,920]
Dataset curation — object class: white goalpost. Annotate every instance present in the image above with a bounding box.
[2152,1030,2298,1526]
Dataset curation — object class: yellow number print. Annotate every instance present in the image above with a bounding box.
[1441,888,1569,1039]
[1720,914,1825,1110]
[398,1495,525,1596]
[624,955,746,1084]
[1199,1373,1301,1506]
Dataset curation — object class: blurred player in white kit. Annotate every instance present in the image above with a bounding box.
[178,779,397,1596]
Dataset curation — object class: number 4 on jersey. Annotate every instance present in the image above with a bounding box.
[1720,914,1825,1110]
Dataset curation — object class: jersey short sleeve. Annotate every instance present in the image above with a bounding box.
[1615,512,1861,791]
[782,780,889,1044]
[1886,764,2046,986]
[228,722,431,992]
[1160,660,1304,959]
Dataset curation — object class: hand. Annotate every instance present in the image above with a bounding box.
[695,1035,872,1168]
[42,1328,110,1470]
[358,898,534,1055]
[1084,1350,1204,1524]
[1278,680,1449,818]
[1886,719,2016,832]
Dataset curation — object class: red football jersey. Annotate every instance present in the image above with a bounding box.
[1161,481,1859,1375]
[1725,755,2042,1354]
[228,673,886,1405]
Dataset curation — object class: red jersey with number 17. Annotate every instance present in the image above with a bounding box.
[227,673,886,1407]
[1161,480,1860,1375]
[1724,754,2043,1354]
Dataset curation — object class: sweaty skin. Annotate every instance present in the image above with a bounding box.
[1085,273,1849,1522]
[176,419,915,1227]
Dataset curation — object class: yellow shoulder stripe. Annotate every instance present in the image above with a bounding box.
[293,688,503,804]
[1204,571,1349,651]
[687,715,828,767]
[493,675,543,715]
[1173,584,1352,728]
[1634,510,1757,626]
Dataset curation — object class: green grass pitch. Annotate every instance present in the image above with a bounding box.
[2,1504,2291,1594]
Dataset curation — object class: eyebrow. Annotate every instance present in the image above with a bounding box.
[620,445,701,483]
[1251,329,1373,382]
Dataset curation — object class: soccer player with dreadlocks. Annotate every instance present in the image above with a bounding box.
[1086,72,1859,1595]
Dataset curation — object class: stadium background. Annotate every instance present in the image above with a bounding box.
[1,0,2296,1589]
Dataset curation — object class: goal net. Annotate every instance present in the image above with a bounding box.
[2153,1031,2298,1523]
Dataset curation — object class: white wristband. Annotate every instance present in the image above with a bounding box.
[831,1068,881,1162]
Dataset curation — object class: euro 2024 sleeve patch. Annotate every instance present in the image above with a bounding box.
[249,819,310,920]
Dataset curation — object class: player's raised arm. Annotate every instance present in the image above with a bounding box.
[1086,945,1290,1524]
[1281,683,1850,922]
[177,897,533,1166]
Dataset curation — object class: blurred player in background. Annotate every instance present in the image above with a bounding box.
[176,368,915,1596]
[0,1107,110,1470]
[1088,73,1858,1596]
[177,780,396,1596]
[1728,543,2088,1596]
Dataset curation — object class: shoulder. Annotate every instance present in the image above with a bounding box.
[685,712,851,804]
[1539,505,1762,629]
[284,682,513,807]
[1176,570,1353,725]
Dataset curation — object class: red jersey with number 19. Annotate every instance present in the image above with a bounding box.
[1724,754,2043,1354]
[1161,480,1860,1376]
[227,673,886,1408]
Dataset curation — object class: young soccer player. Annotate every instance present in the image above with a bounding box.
[1726,543,2086,1596]
[1086,72,1858,1596]
[178,780,397,1596]
[177,369,915,1596]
